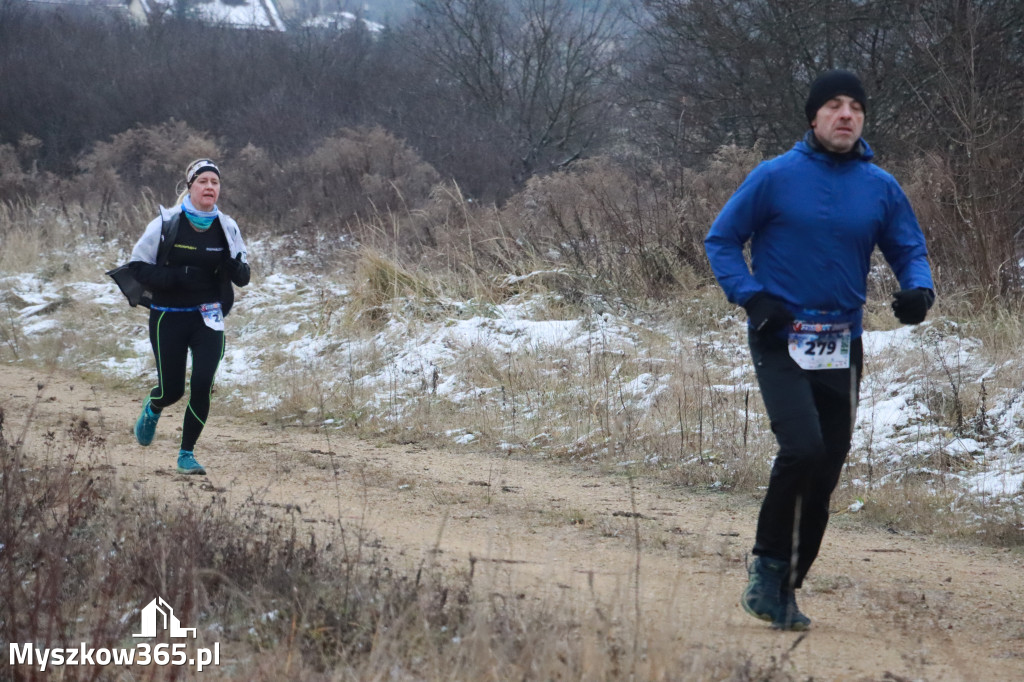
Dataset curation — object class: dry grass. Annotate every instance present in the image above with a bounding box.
[345,249,439,329]
[0,404,799,682]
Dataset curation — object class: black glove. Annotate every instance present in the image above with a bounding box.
[176,265,216,291]
[891,288,934,325]
[743,292,795,334]
[221,253,250,287]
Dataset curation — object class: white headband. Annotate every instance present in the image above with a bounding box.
[186,159,220,187]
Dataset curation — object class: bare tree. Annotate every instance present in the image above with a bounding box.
[410,0,629,185]
[630,0,907,161]
[896,0,1024,297]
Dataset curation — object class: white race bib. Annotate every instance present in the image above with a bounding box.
[787,321,851,370]
[199,302,225,332]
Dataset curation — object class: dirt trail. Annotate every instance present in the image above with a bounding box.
[3,364,1023,681]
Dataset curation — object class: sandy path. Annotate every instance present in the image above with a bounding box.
[3,363,1022,681]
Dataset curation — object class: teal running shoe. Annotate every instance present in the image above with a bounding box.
[134,399,161,446]
[176,450,207,476]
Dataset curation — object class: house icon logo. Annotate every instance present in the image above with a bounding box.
[133,597,197,638]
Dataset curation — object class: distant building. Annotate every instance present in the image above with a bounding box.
[22,0,286,30]
[126,0,286,30]
[20,0,400,32]
[21,0,134,20]
[301,9,382,33]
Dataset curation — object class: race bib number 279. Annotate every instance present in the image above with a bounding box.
[787,321,851,370]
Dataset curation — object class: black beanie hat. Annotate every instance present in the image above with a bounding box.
[804,69,867,122]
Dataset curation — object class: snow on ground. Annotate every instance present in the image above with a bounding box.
[3,264,1023,515]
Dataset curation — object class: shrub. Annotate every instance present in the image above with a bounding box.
[286,126,441,229]
[69,120,220,208]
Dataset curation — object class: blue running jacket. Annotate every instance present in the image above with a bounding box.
[704,137,933,337]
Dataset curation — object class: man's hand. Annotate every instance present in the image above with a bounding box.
[743,292,795,334]
[891,288,935,325]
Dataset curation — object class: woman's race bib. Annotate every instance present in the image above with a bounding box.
[199,302,225,332]
[787,321,851,370]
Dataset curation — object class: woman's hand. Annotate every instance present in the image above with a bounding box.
[221,253,250,287]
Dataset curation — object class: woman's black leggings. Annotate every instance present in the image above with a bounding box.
[146,309,225,452]
[748,330,863,589]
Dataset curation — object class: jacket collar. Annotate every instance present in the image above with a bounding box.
[797,129,873,162]
[159,203,185,222]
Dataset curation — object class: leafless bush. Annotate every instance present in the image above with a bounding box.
[281,126,440,231]
[335,145,764,307]
[14,122,443,243]
[0,136,45,204]
[228,126,443,236]
[69,120,221,209]
[899,151,1024,301]
[495,151,763,300]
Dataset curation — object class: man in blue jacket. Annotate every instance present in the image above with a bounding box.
[704,70,934,630]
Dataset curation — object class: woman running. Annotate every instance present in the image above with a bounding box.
[128,158,250,475]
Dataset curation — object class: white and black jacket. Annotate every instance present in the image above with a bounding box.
[128,204,249,315]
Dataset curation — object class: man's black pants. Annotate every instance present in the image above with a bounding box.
[748,330,863,588]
